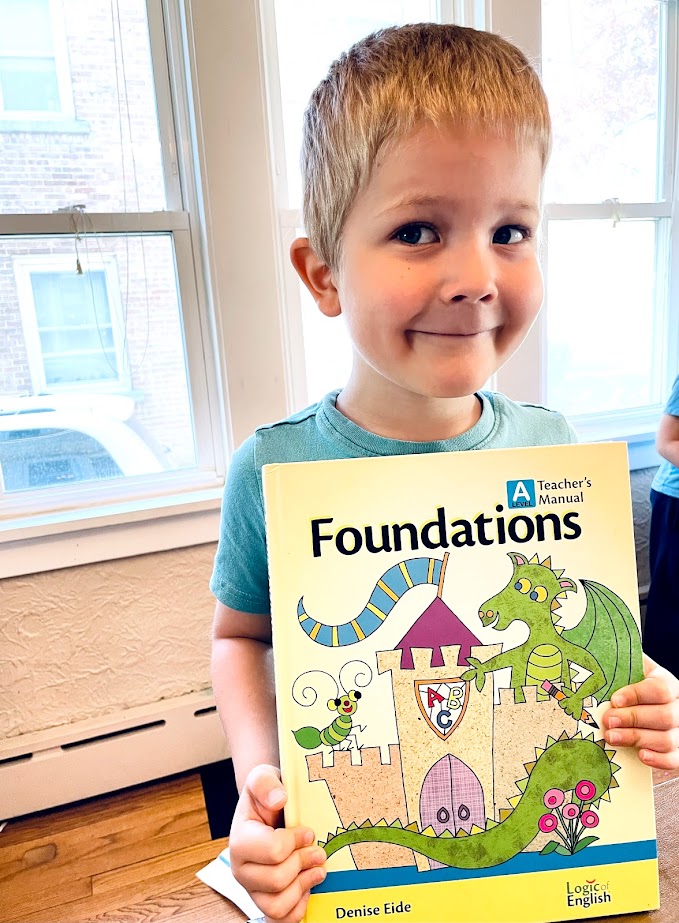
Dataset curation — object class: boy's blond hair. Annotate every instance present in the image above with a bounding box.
[301,23,551,270]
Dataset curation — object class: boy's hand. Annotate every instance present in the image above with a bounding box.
[228,764,327,923]
[602,655,679,770]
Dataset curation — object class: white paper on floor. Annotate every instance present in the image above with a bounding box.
[196,846,265,922]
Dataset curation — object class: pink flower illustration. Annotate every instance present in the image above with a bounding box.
[543,788,565,809]
[575,779,596,801]
[562,803,580,820]
[538,812,558,833]
[581,810,600,829]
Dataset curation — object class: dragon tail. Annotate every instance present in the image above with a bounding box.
[564,579,644,702]
[298,556,445,647]
[320,734,619,868]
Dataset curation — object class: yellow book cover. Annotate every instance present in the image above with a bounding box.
[262,442,659,923]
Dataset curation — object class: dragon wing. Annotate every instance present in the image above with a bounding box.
[563,579,643,703]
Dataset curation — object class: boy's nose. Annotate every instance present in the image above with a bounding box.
[440,244,499,304]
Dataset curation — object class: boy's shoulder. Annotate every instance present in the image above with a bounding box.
[483,391,577,448]
[235,394,333,470]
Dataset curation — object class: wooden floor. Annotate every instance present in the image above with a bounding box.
[0,772,243,923]
[3,767,679,923]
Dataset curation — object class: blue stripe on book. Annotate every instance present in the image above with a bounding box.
[313,839,658,894]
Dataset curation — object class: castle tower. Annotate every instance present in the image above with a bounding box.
[378,643,500,872]
[306,745,414,870]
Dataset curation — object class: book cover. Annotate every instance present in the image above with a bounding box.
[262,442,658,923]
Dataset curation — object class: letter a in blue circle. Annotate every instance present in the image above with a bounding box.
[507,479,536,509]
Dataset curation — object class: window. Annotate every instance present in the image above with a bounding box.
[0,1,223,575]
[539,0,677,449]
[0,0,75,119]
[491,0,678,467]
[14,255,128,392]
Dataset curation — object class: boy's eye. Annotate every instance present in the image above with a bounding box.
[394,223,438,245]
[493,225,529,245]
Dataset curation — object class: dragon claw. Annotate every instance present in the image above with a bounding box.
[461,657,486,692]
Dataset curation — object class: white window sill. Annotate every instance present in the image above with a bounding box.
[611,433,661,471]
[0,487,223,579]
[571,412,662,472]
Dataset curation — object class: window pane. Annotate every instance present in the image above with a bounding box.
[0,0,167,212]
[32,268,109,326]
[40,326,116,356]
[541,0,662,203]
[299,282,352,402]
[546,220,661,417]
[273,0,439,208]
[0,0,54,54]
[0,428,125,490]
[0,57,60,112]
[1,234,198,493]
[31,268,120,384]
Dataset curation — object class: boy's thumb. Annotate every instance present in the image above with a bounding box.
[244,764,287,821]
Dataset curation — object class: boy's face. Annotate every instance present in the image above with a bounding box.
[330,123,543,407]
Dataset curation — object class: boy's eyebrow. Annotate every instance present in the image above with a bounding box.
[379,194,540,220]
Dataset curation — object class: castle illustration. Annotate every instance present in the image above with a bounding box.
[304,582,584,872]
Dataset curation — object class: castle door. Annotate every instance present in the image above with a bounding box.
[420,754,485,870]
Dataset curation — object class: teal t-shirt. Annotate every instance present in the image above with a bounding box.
[651,373,679,499]
[210,389,576,614]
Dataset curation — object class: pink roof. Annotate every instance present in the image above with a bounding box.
[395,596,481,670]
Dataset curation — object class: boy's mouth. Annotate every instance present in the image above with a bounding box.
[409,328,492,338]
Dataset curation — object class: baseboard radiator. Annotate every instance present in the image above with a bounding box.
[0,690,229,819]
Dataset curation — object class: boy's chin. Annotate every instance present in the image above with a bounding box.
[416,377,492,401]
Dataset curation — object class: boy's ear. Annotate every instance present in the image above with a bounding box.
[289,237,341,317]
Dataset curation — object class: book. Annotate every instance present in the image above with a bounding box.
[262,442,658,923]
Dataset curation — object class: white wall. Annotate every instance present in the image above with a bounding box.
[1,544,216,739]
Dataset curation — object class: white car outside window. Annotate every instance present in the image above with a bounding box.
[0,394,165,493]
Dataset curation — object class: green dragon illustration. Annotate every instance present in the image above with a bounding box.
[461,553,644,721]
[320,734,619,868]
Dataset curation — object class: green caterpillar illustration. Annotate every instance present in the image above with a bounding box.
[294,689,362,750]
[320,734,619,868]
[298,556,446,646]
[292,661,372,752]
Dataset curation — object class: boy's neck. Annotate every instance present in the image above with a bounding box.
[335,384,483,443]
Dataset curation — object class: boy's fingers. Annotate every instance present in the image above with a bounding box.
[263,890,312,923]
[603,725,679,754]
[252,865,326,921]
[611,671,679,709]
[231,823,317,868]
[603,699,679,732]
[240,847,325,903]
[238,842,326,891]
[636,748,679,771]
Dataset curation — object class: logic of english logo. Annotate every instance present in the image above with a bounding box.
[506,479,536,510]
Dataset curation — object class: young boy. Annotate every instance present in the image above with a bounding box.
[211,24,679,923]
